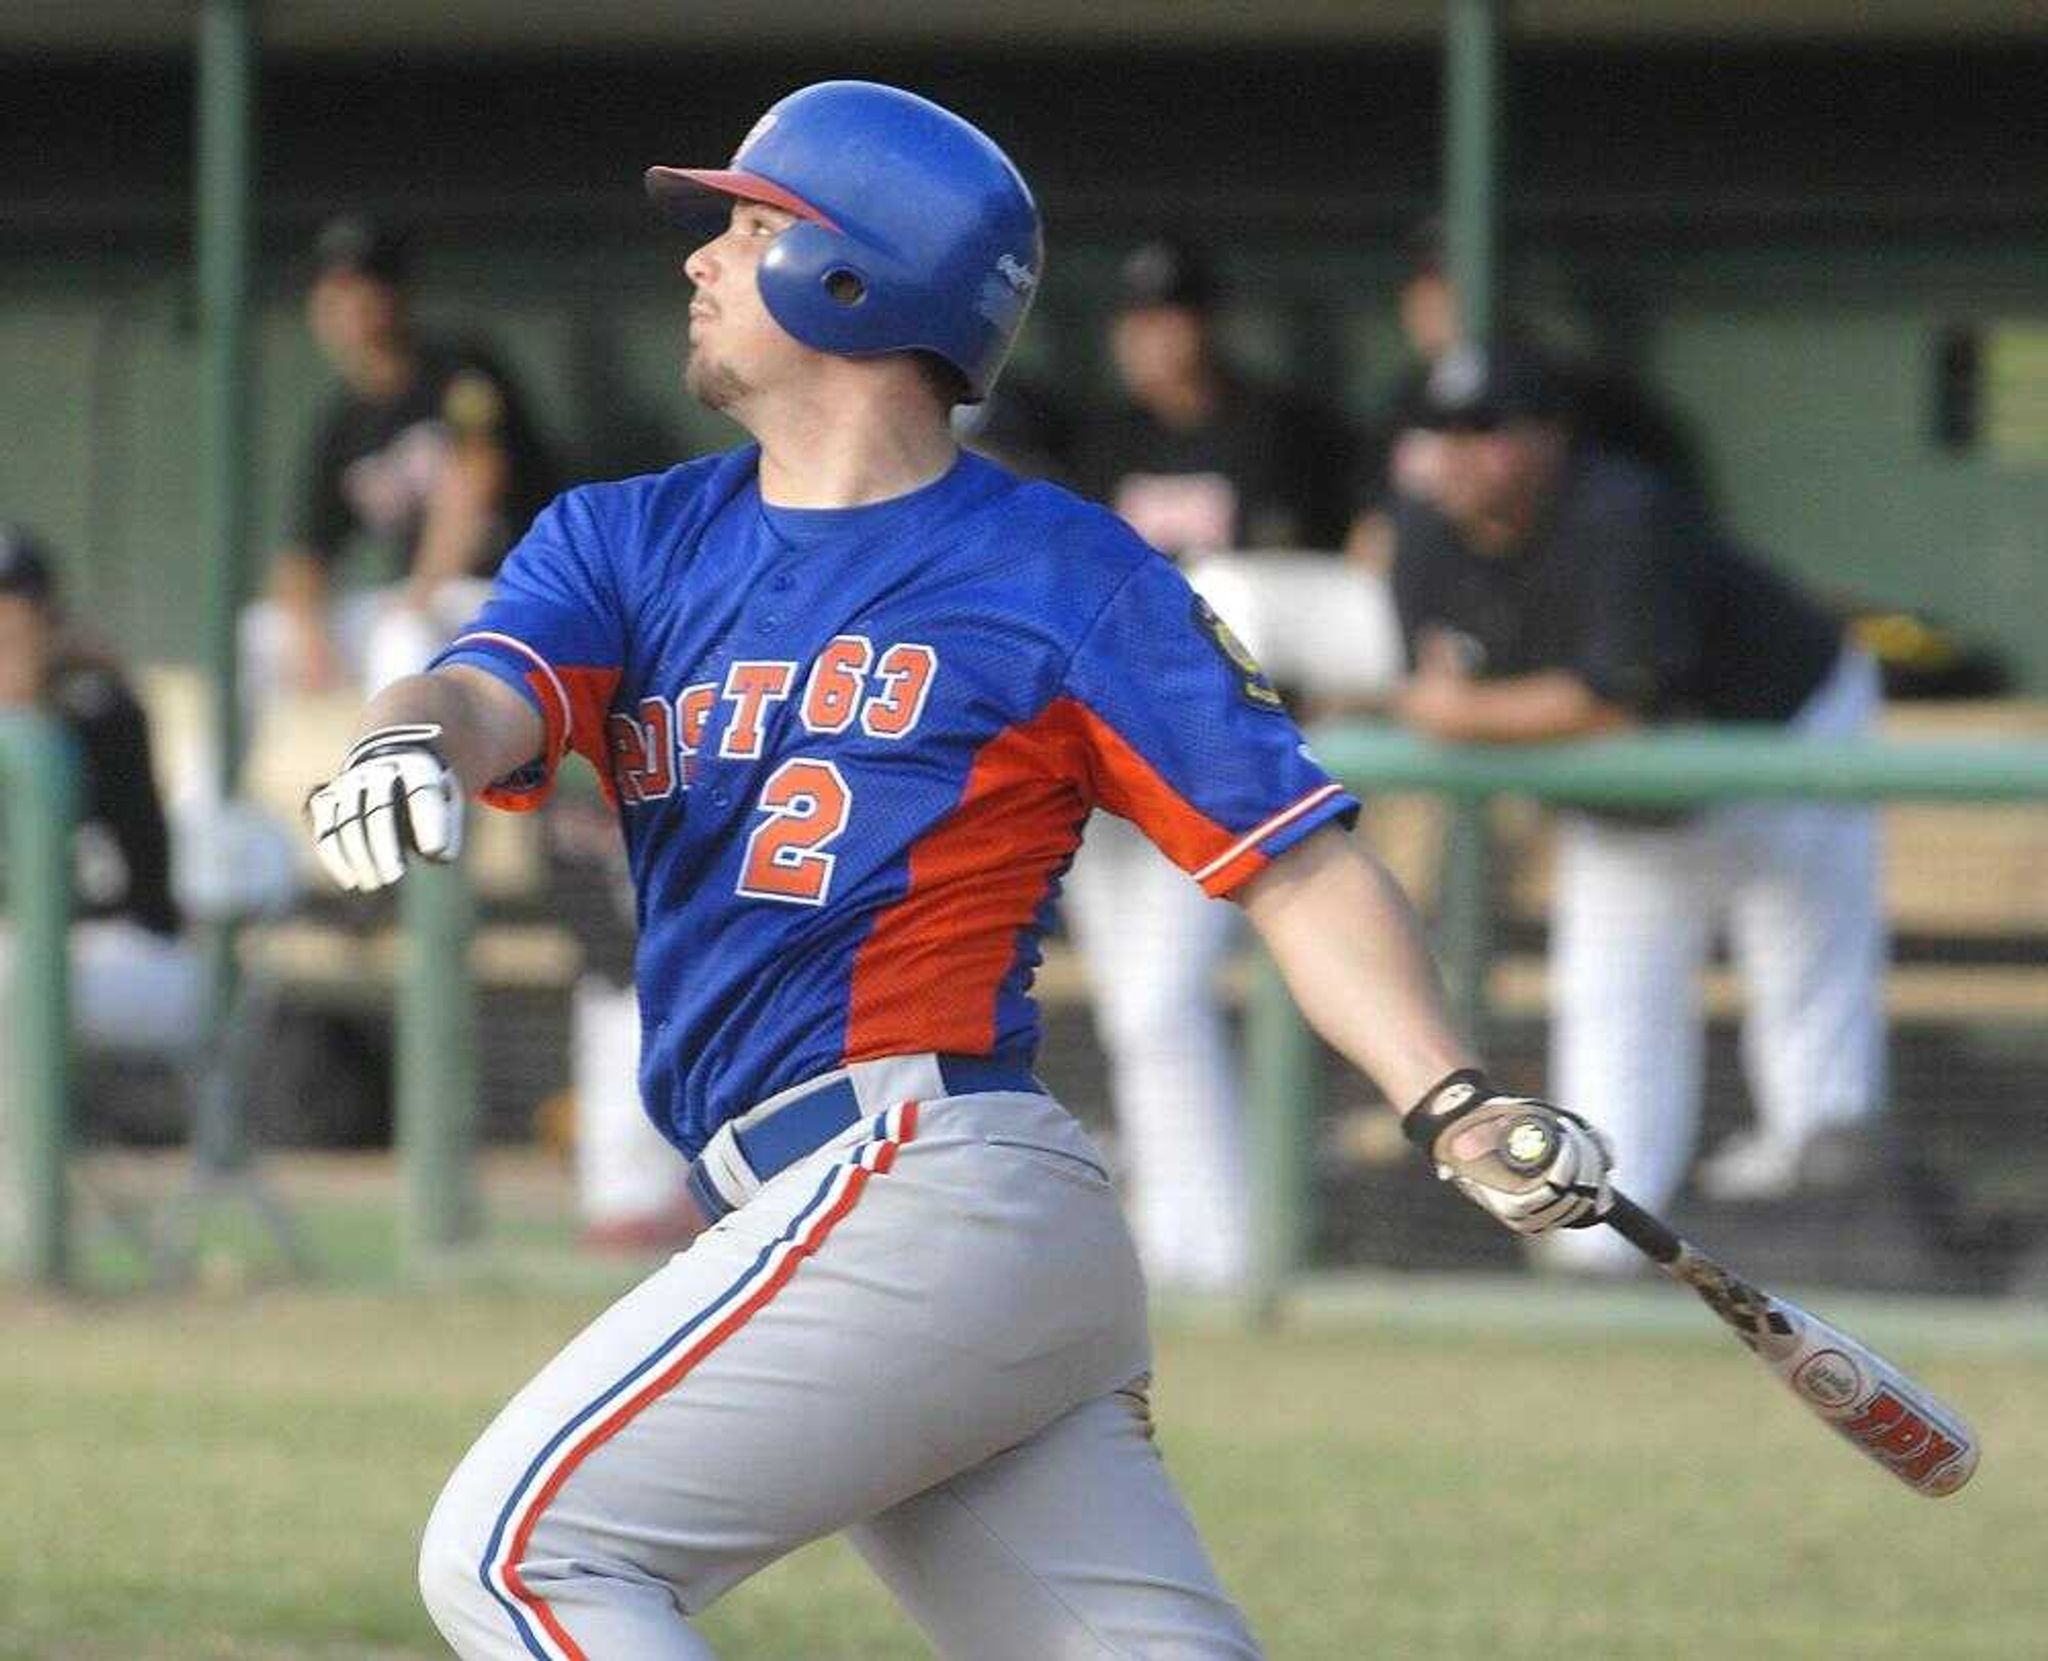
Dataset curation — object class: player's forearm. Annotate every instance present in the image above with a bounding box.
[353,664,543,795]
[1400,669,1634,744]
[1237,823,1477,1113]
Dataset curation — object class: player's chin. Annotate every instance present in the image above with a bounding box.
[684,348,750,414]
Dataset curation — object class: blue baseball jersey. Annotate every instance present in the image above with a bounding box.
[435,446,1357,1156]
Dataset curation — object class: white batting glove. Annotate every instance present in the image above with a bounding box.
[305,723,464,893]
[1403,1069,1614,1234]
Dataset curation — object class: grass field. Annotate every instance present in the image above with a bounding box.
[9,1246,2048,1661]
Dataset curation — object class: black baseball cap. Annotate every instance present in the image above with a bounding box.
[312,213,410,284]
[1412,343,1576,432]
[1116,238,1217,311]
[0,525,55,607]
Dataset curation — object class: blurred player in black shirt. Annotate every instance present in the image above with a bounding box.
[1347,218,1711,570]
[1074,239,1354,557]
[242,215,557,702]
[0,527,204,1053]
[1389,346,1886,1262]
[1392,350,1834,728]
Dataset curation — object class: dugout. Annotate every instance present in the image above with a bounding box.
[2,6,2045,690]
[1,3,2043,1287]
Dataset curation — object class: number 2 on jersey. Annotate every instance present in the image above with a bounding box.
[730,636,937,905]
[737,758,852,906]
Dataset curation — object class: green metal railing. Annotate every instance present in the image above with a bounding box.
[398,861,483,1268]
[1245,723,2048,1313]
[1,715,75,1288]
[1310,727,2048,807]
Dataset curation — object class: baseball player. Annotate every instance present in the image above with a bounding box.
[306,83,1615,1659]
[1390,343,1886,1272]
[243,215,558,703]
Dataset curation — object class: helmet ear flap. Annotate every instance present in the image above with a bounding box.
[759,222,858,343]
[759,222,906,359]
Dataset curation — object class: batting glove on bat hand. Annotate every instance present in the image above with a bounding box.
[306,723,464,893]
[1402,1069,1615,1234]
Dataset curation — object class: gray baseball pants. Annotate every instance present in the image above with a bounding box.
[418,1071,1261,1658]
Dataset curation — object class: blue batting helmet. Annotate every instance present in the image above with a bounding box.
[646,81,1042,403]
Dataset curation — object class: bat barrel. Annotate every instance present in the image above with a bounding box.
[1600,1192,1981,1498]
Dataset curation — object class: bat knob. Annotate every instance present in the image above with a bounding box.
[1498,1113,1558,1177]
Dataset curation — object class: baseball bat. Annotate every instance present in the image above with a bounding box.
[1499,1114,1979,1498]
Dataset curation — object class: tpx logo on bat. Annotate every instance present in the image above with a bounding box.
[1832,1384,1974,1496]
[1791,1341,1973,1492]
[1743,1297,1977,1498]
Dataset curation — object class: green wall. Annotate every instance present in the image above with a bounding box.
[1640,246,2048,693]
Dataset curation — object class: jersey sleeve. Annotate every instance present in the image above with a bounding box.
[429,488,626,811]
[1062,549,1359,897]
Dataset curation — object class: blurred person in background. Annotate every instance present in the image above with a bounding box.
[1074,238,1354,553]
[543,787,702,1254]
[0,526,203,1057]
[241,214,558,705]
[1344,218,1461,571]
[1387,344,1887,1271]
[1065,239,1355,1293]
[1346,216,1710,571]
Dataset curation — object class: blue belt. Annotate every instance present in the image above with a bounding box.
[685,1053,1043,1222]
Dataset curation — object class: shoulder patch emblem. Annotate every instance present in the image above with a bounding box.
[1191,593,1283,711]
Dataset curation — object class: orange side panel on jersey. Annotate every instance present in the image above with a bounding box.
[844,695,1242,1056]
[479,663,623,812]
[1062,699,1240,881]
[844,702,1091,1058]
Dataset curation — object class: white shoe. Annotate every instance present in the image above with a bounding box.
[1696,1130,1805,1201]
[1698,1124,1874,1202]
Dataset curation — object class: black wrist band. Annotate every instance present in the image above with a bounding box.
[1401,1068,1497,1151]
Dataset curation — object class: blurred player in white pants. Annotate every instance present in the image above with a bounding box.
[1548,651,1886,1271]
[1064,814,1249,1290]
[569,974,698,1249]
[1068,241,1355,1291]
[1067,550,1407,1292]
[1390,344,1886,1274]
